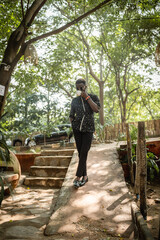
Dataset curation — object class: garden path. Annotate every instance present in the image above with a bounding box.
[45,142,135,240]
[0,142,135,240]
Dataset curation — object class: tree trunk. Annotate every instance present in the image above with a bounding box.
[126,123,134,185]
[134,137,140,198]
[0,69,12,118]
[47,91,50,128]
[122,101,127,123]
[138,121,147,219]
[85,63,89,86]
[99,81,104,125]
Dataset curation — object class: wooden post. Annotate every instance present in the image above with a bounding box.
[138,121,147,220]
[126,123,134,185]
[134,136,140,199]
[158,212,160,240]
[105,126,107,142]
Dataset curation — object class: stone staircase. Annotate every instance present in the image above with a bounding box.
[24,148,75,188]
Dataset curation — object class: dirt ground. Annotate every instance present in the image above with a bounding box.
[146,180,160,240]
[0,185,131,240]
[1,183,159,240]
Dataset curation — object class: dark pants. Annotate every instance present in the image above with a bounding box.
[73,130,93,178]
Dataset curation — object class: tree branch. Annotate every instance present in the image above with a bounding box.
[123,65,128,92]
[57,81,73,99]
[77,26,102,84]
[128,87,140,95]
[3,0,47,65]
[27,0,30,10]
[127,97,137,120]
[21,0,25,25]
[142,98,155,119]
[26,0,113,45]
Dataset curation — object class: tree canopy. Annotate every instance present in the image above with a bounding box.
[0,0,160,139]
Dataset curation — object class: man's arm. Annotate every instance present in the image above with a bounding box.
[86,97,99,113]
[81,90,100,113]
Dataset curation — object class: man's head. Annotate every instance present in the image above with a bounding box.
[76,78,87,91]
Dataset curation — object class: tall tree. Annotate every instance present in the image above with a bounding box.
[93,0,160,123]
[0,0,112,117]
[47,0,160,125]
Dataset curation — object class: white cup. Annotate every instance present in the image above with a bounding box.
[76,90,81,96]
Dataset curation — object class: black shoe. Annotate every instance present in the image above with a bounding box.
[73,179,81,188]
[80,177,88,186]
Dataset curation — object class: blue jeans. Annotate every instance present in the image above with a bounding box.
[73,130,93,178]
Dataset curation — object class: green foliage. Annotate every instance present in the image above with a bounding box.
[129,124,138,142]
[131,149,160,181]
[65,126,73,138]
[147,152,159,181]
[117,132,126,142]
[95,123,107,142]
[0,0,21,59]
[131,143,136,156]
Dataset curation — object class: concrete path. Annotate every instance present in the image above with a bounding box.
[0,142,135,240]
[0,186,60,240]
[45,143,134,239]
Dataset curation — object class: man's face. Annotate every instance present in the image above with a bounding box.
[76,83,86,91]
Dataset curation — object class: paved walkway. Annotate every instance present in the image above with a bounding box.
[0,186,60,240]
[0,142,135,240]
[45,142,134,239]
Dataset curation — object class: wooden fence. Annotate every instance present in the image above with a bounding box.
[105,119,160,141]
[126,122,155,239]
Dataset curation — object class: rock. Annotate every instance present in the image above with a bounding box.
[5,226,39,239]
[147,188,155,195]
[54,239,65,240]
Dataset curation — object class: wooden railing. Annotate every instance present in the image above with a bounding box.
[125,122,155,239]
[105,119,160,141]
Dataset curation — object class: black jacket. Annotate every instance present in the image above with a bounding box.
[69,94,100,132]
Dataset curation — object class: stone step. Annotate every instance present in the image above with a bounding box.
[41,149,74,156]
[34,156,71,167]
[41,144,55,149]
[24,176,64,188]
[41,143,75,150]
[29,166,68,178]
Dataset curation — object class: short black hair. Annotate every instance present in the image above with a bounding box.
[76,78,86,85]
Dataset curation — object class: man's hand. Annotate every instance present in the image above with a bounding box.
[81,87,88,99]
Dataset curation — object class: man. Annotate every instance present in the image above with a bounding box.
[69,78,100,188]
